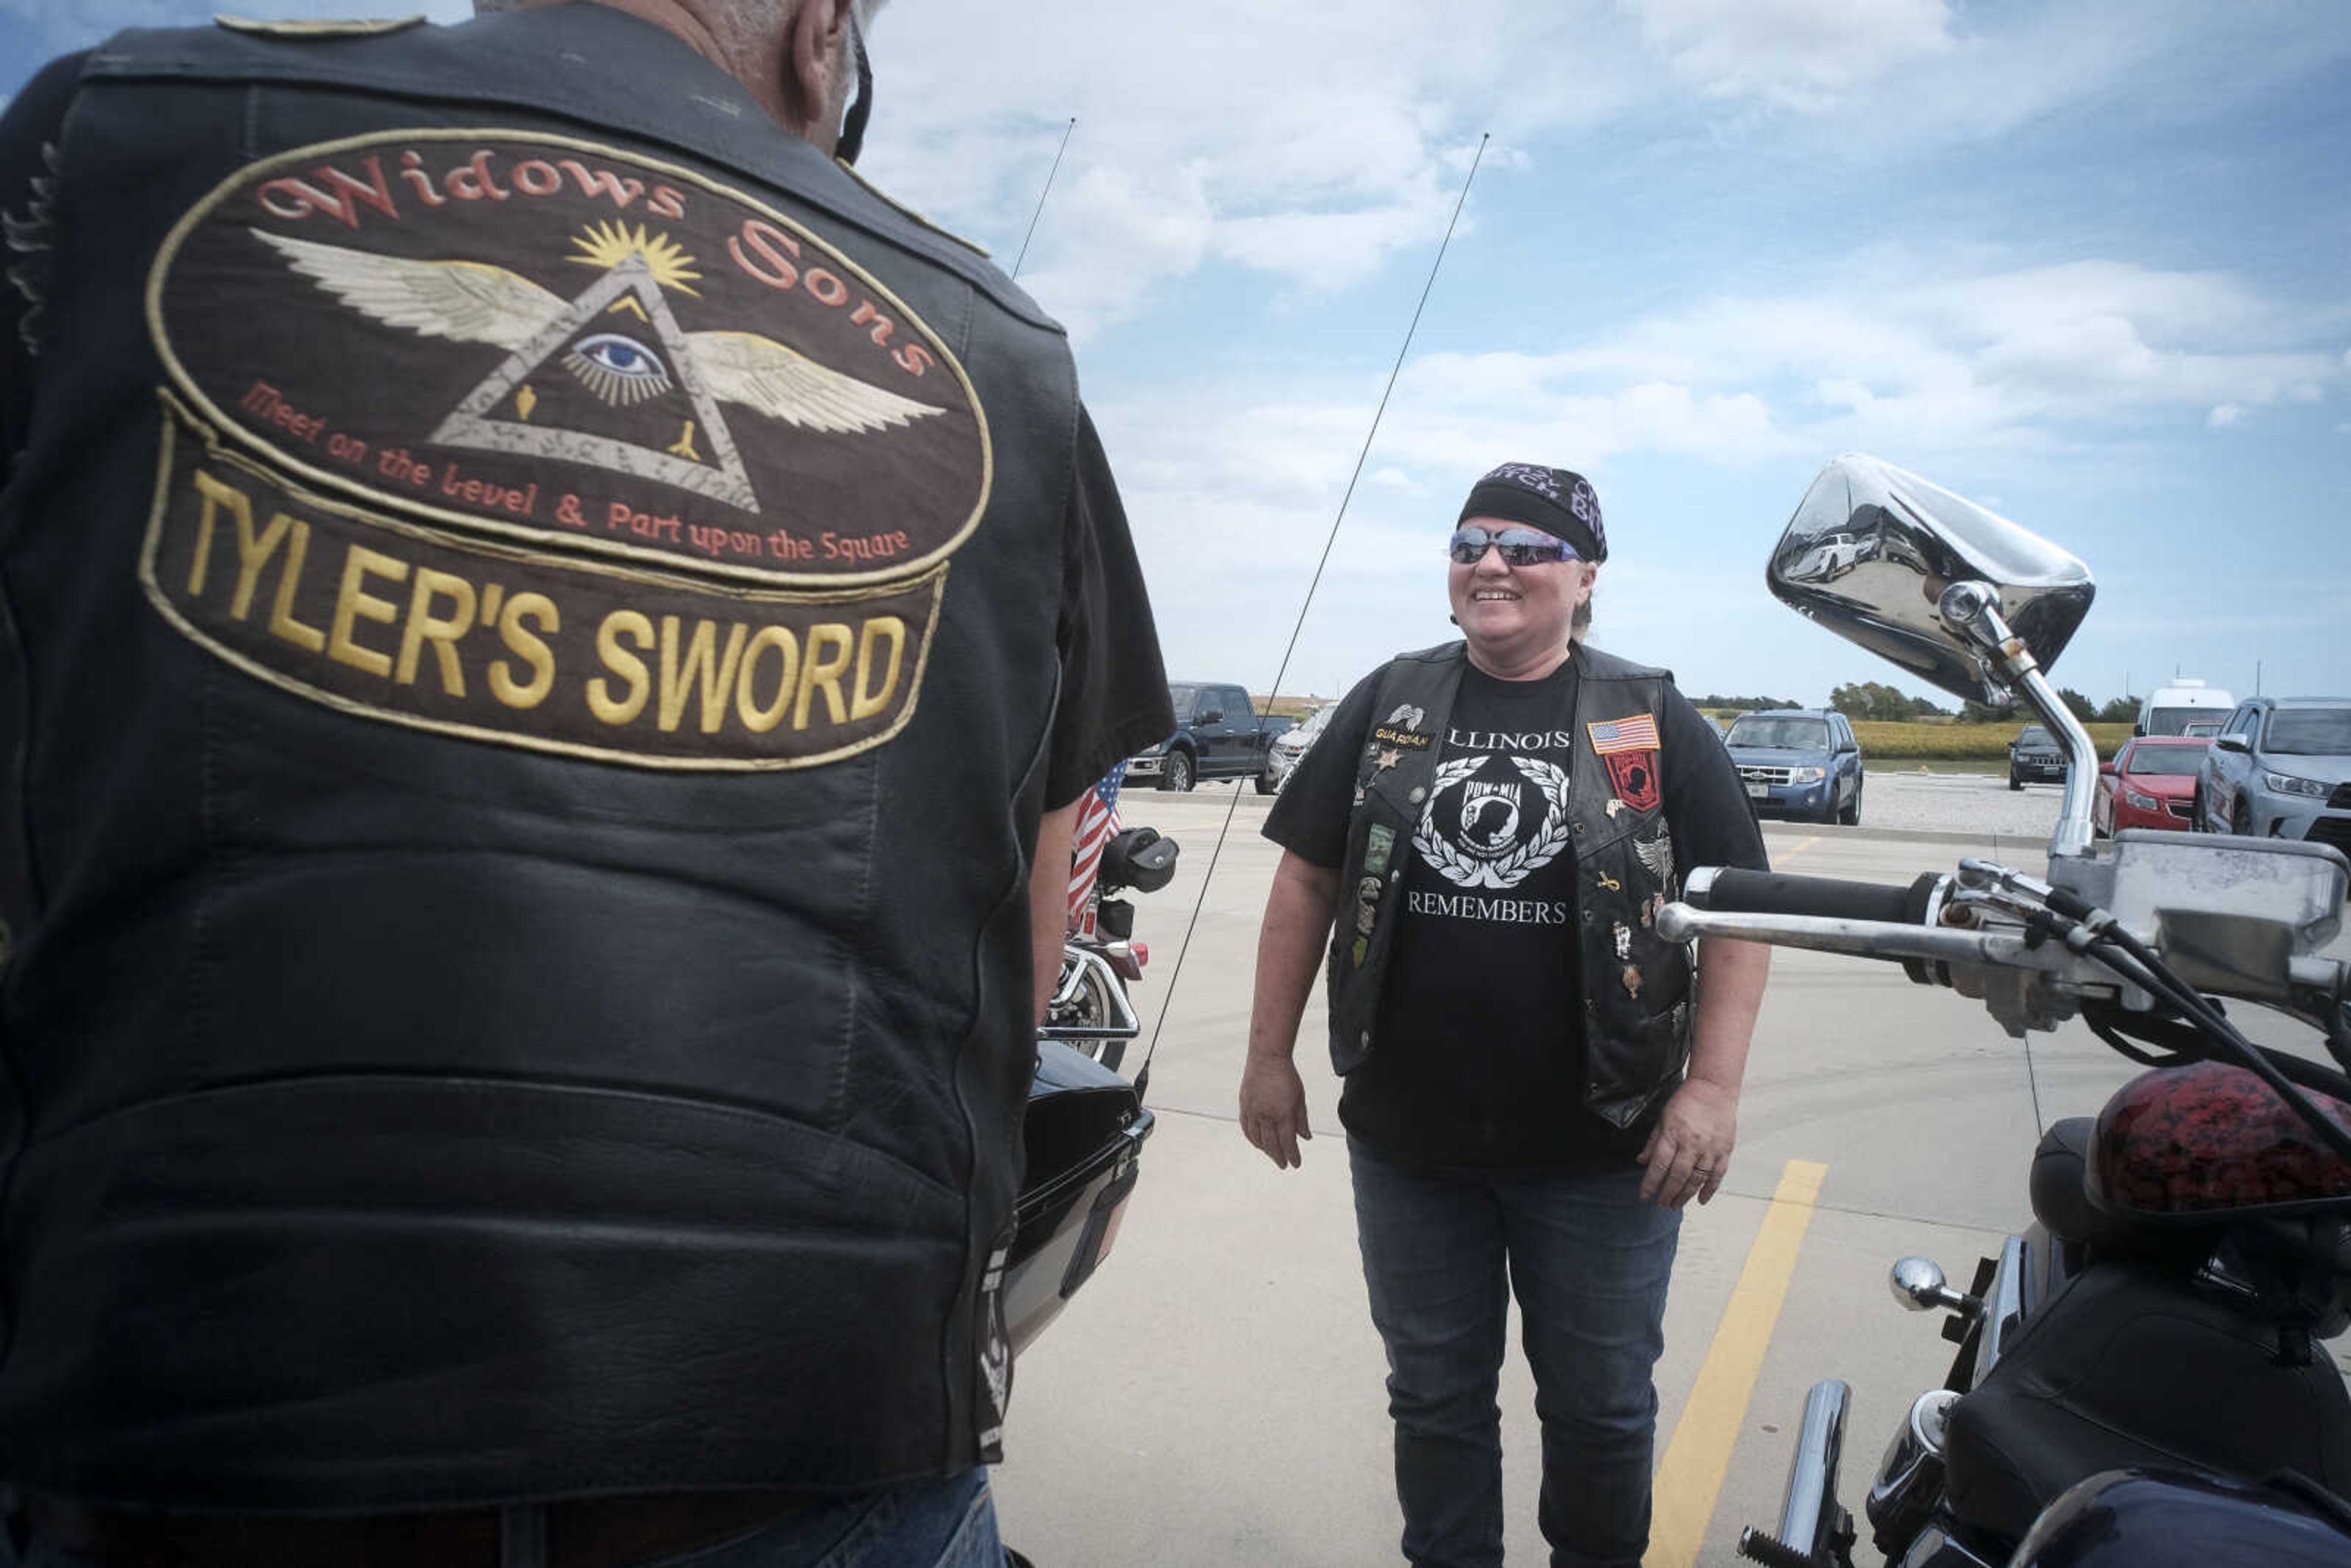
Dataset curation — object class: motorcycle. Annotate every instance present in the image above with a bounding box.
[1040,824,1180,1074]
[1006,822,1180,1355]
[1655,454,2351,1568]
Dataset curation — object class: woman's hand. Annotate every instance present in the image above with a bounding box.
[1239,1055,1313,1169]
[1638,1078,1738,1208]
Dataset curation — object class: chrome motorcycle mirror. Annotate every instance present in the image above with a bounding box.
[1768,454,2093,704]
[1769,454,2102,857]
[1889,1256,1971,1314]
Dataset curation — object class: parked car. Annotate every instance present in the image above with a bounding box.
[2093,735,2210,836]
[1722,708,1864,824]
[2137,678,2235,737]
[2193,696,2351,856]
[2008,722,2065,790]
[1264,700,1337,790]
[1125,681,1293,793]
[1796,531,1871,580]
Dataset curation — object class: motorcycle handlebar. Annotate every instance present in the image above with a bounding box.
[1684,866,1943,927]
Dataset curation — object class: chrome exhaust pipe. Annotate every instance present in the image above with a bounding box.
[1781,1379,1851,1550]
[1741,1378,1851,1564]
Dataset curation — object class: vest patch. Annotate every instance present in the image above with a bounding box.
[214,15,427,39]
[141,399,941,769]
[147,129,991,590]
[1589,712,1662,813]
[1602,748,1662,814]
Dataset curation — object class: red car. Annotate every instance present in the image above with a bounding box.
[2094,736,2211,835]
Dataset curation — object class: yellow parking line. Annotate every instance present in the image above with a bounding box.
[1644,1159,1831,1568]
[1778,835,1820,862]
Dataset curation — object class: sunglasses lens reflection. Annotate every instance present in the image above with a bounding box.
[1448,527,1575,567]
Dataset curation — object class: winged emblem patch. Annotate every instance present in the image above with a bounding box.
[149,130,989,587]
[133,130,993,768]
[253,225,939,514]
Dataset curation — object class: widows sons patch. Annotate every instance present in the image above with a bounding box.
[142,130,993,767]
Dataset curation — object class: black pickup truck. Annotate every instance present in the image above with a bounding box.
[1125,681,1296,793]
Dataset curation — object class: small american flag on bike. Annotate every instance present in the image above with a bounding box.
[1067,762,1126,936]
[1586,713,1660,756]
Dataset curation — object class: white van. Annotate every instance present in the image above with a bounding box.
[2137,680,2236,737]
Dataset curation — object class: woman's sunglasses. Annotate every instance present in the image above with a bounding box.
[1447,525,1579,567]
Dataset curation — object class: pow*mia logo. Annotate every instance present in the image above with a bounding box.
[149,130,989,587]
[1411,754,1573,891]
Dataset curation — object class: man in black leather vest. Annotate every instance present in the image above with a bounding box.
[0,2,1171,1564]
[1240,464,1770,1567]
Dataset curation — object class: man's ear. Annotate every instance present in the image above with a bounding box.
[784,0,855,150]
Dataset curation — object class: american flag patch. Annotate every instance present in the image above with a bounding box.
[1587,715,1661,756]
[1066,762,1126,936]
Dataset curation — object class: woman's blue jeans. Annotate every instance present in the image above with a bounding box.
[1348,1137,1681,1568]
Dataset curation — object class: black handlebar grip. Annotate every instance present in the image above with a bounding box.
[1684,867,1941,926]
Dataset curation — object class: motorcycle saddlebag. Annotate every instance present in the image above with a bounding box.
[2009,1468,2351,1568]
[1007,1041,1154,1352]
[1942,1259,2351,1544]
[1101,827,1178,894]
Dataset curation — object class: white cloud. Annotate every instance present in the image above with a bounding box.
[852,0,1637,336]
[1632,1,2351,165]
[1090,244,2349,683]
[1621,0,1955,111]
[1387,258,2344,461]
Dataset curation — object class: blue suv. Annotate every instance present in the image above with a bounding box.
[2194,696,2351,858]
[1724,708,1864,825]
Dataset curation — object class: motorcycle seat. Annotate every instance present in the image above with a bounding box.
[2029,1117,2103,1247]
[2030,1117,2216,1267]
[1941,1257,2351,1546]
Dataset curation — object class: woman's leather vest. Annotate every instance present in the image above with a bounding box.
[1323,642,1695,1129]
[0,6,1074,1509]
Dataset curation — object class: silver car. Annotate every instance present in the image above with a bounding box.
[1263,702,1337,790]
[2194,696,2351,859]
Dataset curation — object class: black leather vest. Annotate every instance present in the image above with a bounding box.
[0,6,1075,1508]
[1324,642,1694,1129]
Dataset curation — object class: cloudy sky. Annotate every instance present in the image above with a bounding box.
[6,0,2347,710]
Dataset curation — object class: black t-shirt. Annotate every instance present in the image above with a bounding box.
[1265,649,1768,1168]
[1051,407,1176,804]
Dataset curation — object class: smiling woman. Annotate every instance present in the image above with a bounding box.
[1241,458,1774,1567]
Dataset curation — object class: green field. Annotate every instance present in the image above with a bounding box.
[1850,720,2132,761]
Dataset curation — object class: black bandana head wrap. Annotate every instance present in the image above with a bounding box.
[1457,463,1607,563]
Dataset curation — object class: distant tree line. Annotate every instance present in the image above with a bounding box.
[1692,694,1805,713]
[1828,681,1949,721]
[1708,683,2149,725]
[1954,689,2142,725]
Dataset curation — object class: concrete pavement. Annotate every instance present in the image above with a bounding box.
[991,789,2323,1566]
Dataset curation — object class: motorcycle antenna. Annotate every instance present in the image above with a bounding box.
[1011,117,1076,281]
[1130,132,1492,1103]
